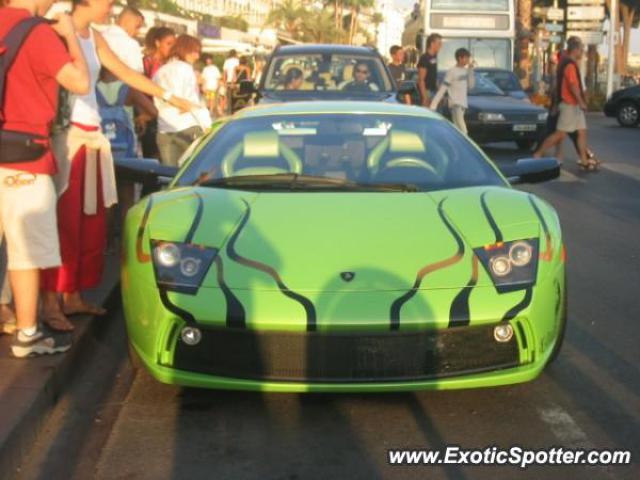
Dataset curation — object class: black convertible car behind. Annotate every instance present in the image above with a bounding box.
[243,44,412,105]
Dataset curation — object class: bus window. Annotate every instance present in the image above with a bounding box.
[436,38,511,70]
[469,39,510,69]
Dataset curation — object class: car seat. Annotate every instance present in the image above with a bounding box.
[220,131,303,177]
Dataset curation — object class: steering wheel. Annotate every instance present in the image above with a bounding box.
[374,157,441,184]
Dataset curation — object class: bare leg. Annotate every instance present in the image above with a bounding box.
[63,291,106,316]
[10,269,39,331]
[534,131,566,158]
[576,129,589,165]
[41,290,74,331]
[554,142,564,162]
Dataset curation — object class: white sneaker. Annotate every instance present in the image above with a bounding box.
[10,327,72,358]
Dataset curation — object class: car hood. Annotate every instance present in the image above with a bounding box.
[146,186,546,292]
[469,95,543,112]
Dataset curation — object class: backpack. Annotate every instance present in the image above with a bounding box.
[96,82,136,158]
[0,16,51,163]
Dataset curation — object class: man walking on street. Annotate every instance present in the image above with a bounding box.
[222,49,239,116]
[417,33,442,107]
[430,48,475,135]
[534,37,597,171]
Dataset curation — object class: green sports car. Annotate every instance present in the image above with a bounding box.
[121,101,566,392]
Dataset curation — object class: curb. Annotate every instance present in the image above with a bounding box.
[0,276,120,480]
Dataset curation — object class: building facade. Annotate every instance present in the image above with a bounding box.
[375,0,405,59]
[175,0,273,28]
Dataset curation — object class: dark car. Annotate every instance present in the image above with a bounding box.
[604,85,640,127]
[242,44,413,104]
[405,69,547,150]
[476,68,529,102]
[458,74,547,149]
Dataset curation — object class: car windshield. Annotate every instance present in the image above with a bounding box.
[470,73,506,96]
[262,53,393,94]
[479,70,522,92]
[176,114,505,192]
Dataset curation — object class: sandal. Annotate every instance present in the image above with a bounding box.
[41,312,75,332]
[1,305,17,335]
[577,159,598,172]
[63,302,107,317]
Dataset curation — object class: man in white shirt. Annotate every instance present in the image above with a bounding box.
[101,6,145,73]
[430,48,475,135]
[201,55,221,116]
[222,49,239,115]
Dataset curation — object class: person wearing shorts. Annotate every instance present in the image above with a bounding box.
[534,37,597,170]
[1,0,90,357]
[201,55,221,116]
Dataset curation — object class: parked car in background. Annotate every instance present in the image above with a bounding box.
[404,69,545,150]
[604,85,640,127]
[239,44,415,104]
[476,68,529,102]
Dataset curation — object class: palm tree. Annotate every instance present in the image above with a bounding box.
[302,10,341,43]
[266,0,306,40]
[371,12,384,46]
[516,0,533,89]
[347,0,374,45]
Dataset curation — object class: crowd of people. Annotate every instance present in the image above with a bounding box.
[0,0,230,357]
[0,0,601,359]
[385,33,598,168]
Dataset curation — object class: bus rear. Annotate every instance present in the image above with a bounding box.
[424,0,515,70]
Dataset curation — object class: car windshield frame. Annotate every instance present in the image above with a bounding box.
[175,113,506,193]
[261,53,394,95]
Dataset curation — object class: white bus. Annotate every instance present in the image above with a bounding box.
[423,0,516,70]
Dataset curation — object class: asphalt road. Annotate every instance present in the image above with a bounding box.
[15,114,639,480]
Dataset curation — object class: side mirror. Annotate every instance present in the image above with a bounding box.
[498,157,560,185]
[238,80,257,95]
[114,158,179,195]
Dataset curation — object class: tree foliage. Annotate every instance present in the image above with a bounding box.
[267,0,381,45]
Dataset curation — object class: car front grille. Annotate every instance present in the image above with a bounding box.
[170,324,521,383]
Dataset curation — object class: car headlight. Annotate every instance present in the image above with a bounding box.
[537,112,549,122]
[479,112,505,122]
[151,240,218,294]
[474,239,539,292]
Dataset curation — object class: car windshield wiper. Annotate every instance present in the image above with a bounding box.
[196,174,418,192]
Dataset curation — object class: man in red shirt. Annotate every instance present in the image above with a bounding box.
[534,37,595,170]
[0,0,89,357]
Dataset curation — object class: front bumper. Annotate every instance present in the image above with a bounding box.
[172,323,520,383]
[131,337,553,392]
[467,122,546,144]
[124,270,565,392]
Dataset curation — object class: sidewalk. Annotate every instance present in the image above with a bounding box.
[0,254,120,479]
